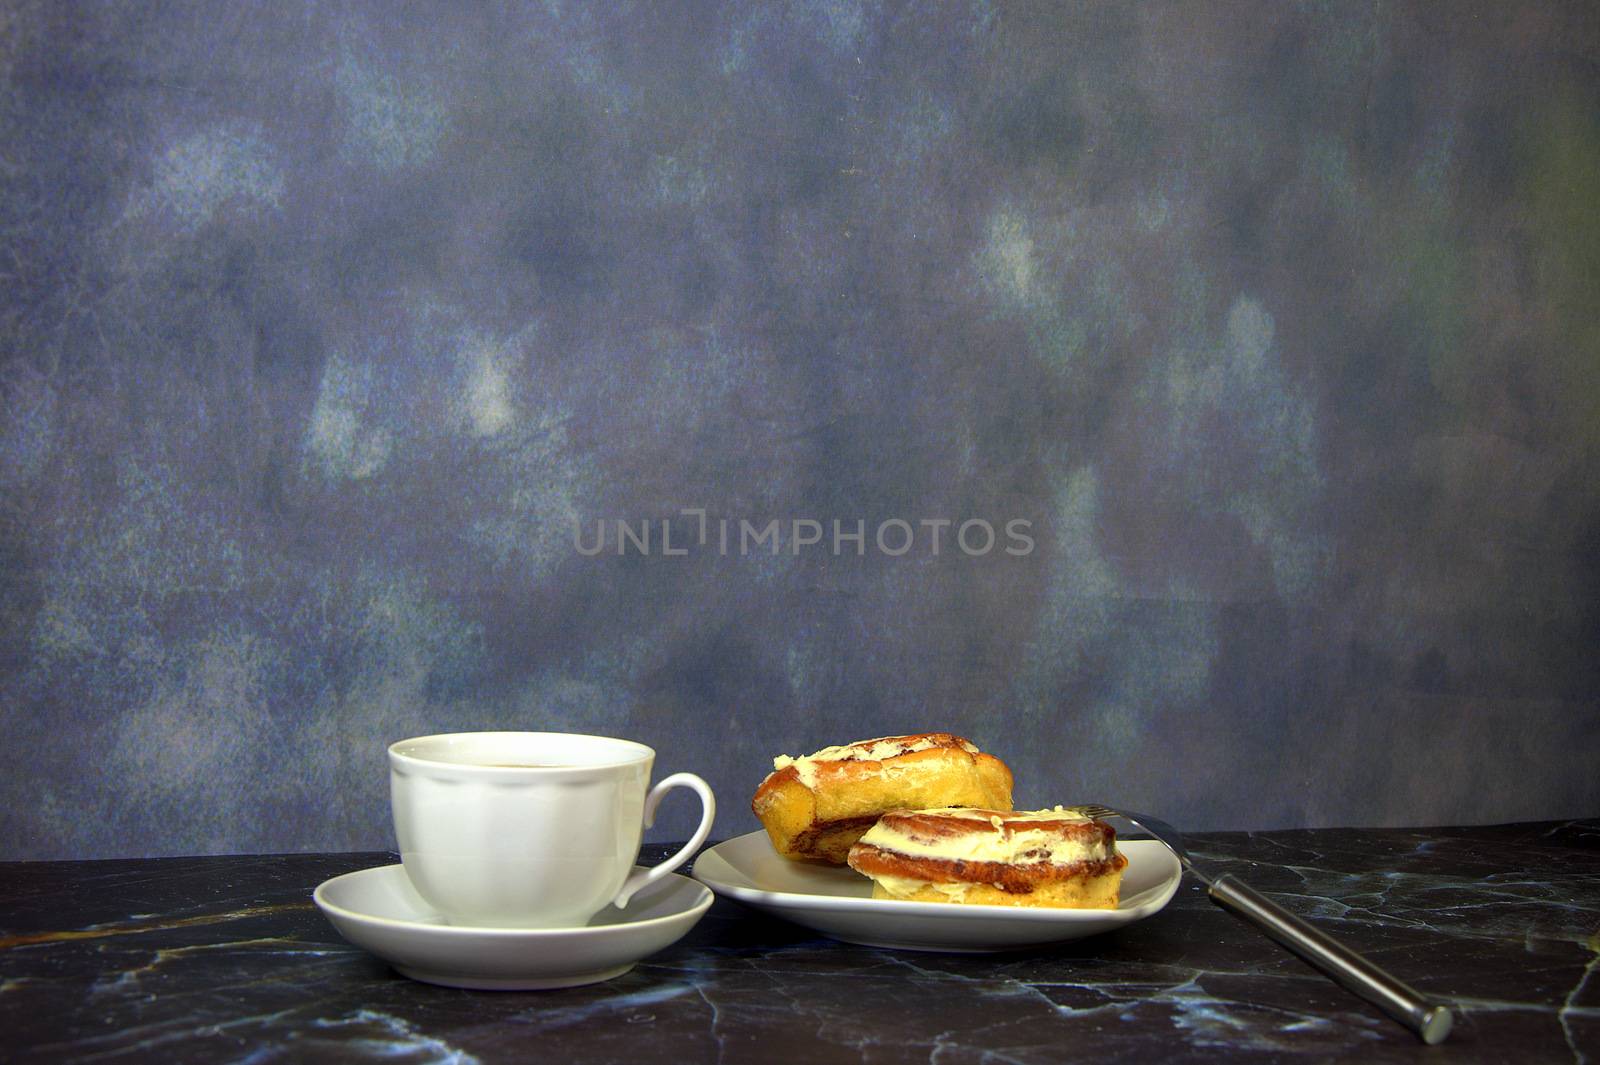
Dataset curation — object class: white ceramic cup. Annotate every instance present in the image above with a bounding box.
[388,731,716,928]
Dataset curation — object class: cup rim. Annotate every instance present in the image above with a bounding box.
[388,731,655,773]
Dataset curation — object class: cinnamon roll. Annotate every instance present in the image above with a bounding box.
[846,807,1127,908]
[751,734,1013,864]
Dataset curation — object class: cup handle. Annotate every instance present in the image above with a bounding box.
[612,772,716,909]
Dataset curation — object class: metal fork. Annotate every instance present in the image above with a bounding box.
[1076,804,1454,1045]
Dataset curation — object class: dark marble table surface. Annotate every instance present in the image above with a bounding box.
[2,821,1597,1063]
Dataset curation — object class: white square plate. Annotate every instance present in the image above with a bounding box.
[693,831,1182,952]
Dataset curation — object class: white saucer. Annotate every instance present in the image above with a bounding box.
[693,831,1181,952]
[313,864,713,989]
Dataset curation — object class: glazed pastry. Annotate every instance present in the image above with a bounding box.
[751,733,1013,864]
[846,807,1127,908]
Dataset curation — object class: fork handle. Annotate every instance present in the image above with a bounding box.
[1208,874,1453,1045]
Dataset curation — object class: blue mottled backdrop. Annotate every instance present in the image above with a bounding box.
[2,2,1597,858]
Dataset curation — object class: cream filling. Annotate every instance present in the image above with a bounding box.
[770,735,979,790]
[869,873,975,901]
[858,806,1108,866]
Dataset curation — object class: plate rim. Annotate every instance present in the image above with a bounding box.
[313,863,714,938]
[692,831,1182,925]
